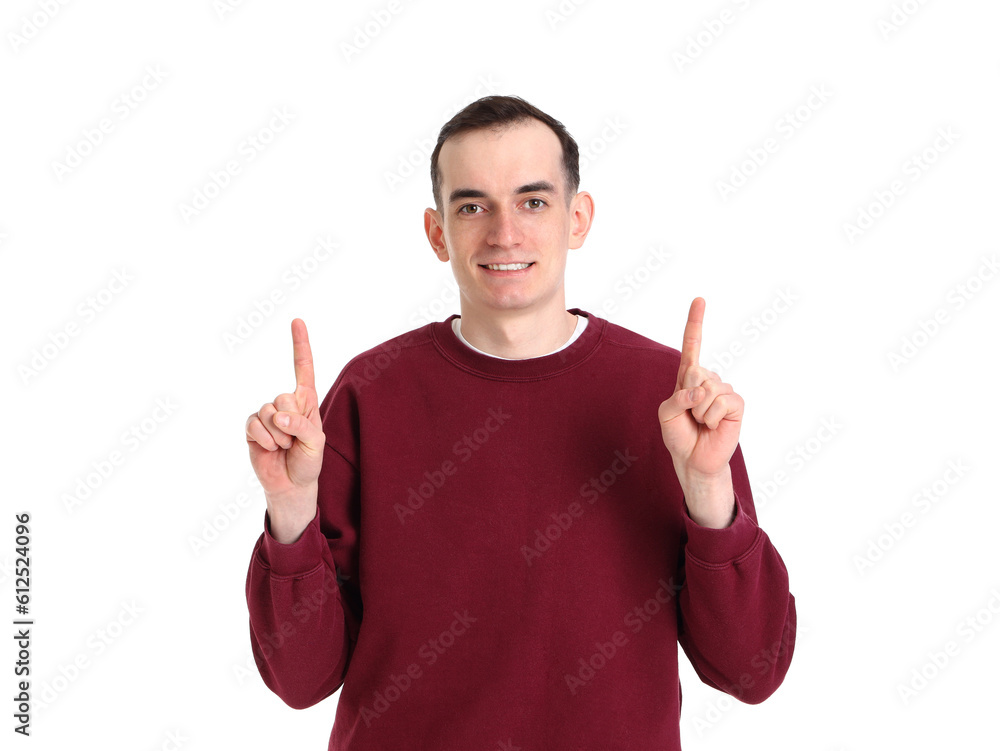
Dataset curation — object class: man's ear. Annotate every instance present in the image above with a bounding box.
[424,207,449,261]
[568,191,595,250]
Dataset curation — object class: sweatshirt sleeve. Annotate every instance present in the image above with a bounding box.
[245,376,363,710]
[676,442,796,704]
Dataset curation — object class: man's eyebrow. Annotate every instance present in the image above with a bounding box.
[448,180,557,204]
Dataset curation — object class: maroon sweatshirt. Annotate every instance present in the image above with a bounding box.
[245,308,796,750]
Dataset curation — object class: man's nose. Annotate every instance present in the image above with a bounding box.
[486,206,522,248]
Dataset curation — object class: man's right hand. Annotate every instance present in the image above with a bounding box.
[246,318,326,544]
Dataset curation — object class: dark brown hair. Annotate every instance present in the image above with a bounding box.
[430,95,580,216]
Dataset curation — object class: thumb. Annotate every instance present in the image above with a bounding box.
[274,410,325,454]
[658,387,704,424]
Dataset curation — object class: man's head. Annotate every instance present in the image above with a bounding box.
[424,95,594,318]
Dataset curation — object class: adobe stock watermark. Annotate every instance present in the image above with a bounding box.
[545,0,589,30]
[877,0,932,40]
[521,448,638,566]
[340,0,407,65]
[395,407,513,524]
[214,0,249,21]
[716,85,833,201]
[0,554,17,587]
[32,599,143,713]
[705,288,798,379]
[7,0,72,53]
[189,470,263,556]
[579,116,627,174]
[408,277,461,327]
[223,235,339,353]
[753,415,842,510]
[177,106,295,223]
[62,397,179,514]
[588,245,672,318]
[897,587,1000,705]
[359,610,477,726]
[235,570,349,686]
[689,622,804,736]
[565,575,683,695]
[384,75,502,192]
[340,328,422,395]
[672,0,756,72]
[886,253,997,373]
[853,459,970,575]
[842,126,960,244]
[440,74,504,123]
[145,729,189,751]
[18,267,134,385]
[51,65,168,183]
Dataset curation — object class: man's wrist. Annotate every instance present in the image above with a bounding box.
[266,505,317,545]
[679,467,736,529]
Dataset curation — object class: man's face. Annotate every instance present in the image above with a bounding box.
[424,118,593,317]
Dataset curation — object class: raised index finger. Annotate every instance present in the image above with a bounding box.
[292,318,316,394]
[679,297,704,377]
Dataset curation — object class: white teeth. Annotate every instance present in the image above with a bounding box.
[485,263,531,271]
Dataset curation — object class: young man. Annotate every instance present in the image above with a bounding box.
[245,95,796,750]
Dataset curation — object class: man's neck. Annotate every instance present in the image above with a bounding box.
[456,303,579,360]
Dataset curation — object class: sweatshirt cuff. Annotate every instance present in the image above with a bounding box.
[259,506,325,577]
[682,489,760,566]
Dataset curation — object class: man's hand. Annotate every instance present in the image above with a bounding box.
[245,318,326,543]
[657,298,744,528]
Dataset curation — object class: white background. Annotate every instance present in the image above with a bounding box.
[2,0,999,748]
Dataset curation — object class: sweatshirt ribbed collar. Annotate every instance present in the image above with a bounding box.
[431,307,605,381]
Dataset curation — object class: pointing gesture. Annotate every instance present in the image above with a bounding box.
[245,318,326,543]
[657,298,743,525]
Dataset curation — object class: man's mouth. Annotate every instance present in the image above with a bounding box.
[478,262,534,271]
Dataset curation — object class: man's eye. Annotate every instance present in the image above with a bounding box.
[526,198,546,209]
[458,204,481,215]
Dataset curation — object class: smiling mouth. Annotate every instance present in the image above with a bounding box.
[479,262,534,271]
